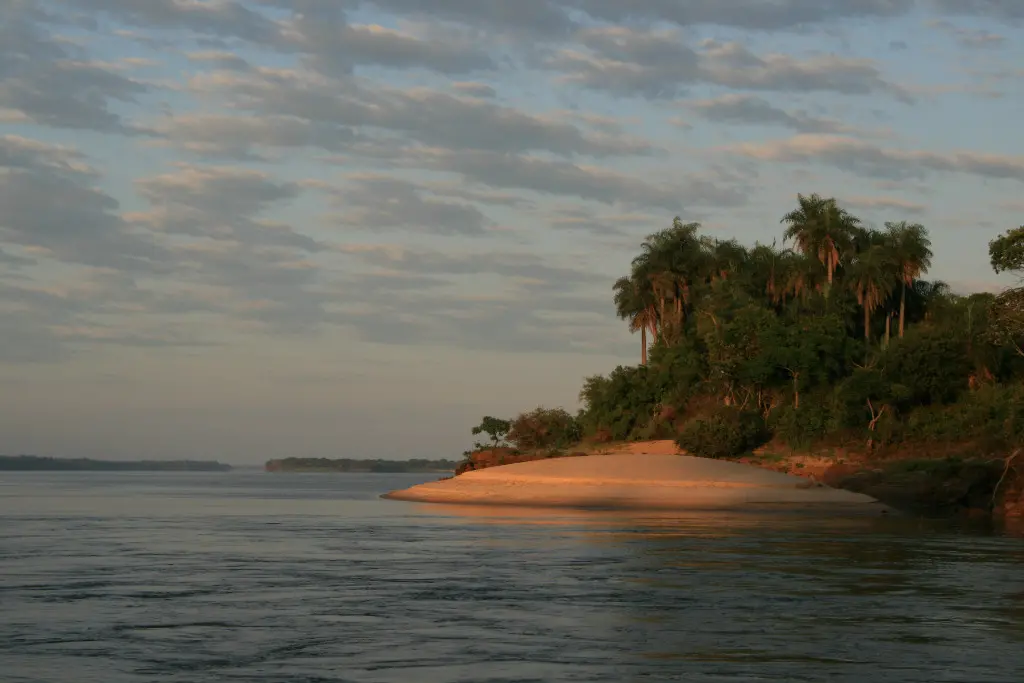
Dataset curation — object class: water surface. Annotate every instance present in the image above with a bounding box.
[1,471,1022,682]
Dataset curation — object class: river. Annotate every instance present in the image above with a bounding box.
[1,471,1022,682]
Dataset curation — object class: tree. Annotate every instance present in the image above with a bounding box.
[781,193,861,289]
[885,221,933,338]
[614,275,657,365]
[990,226,1024,276]
[471,416,511,449]
[848,243,898,344]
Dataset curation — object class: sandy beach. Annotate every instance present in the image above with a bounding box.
[383,452,889,514]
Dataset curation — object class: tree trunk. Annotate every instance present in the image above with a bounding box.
[884,313,891,349]
[899,281,907,338]
[864,305,871,343]
[659,297,665,341]
[641,326,647,366]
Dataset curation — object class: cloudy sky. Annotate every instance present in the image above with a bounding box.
[1,0,1022,463]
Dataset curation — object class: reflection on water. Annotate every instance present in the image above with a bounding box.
[1,471,1022,683]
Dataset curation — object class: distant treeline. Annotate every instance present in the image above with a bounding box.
[0,455,232,472]
[265,457,459,473]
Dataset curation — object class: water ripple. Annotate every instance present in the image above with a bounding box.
[1,471,1022,683]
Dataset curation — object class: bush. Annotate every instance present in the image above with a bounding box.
[770,399,831,448]
[882,327,971,406]
[507,407,581,451]
[676,406,770,459]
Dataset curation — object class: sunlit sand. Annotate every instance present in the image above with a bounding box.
[383,453,888,514]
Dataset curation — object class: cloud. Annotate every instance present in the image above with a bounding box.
[933,0,1024,21]
[547,27,910,100]
[927,19,1006,48]
[569,0,915,30]
[388,147,743,210]
[281,6,495,75]
[334,243,623,353]
[319,175,493,235]
[0,6,148,133]
[451,81,497,98]
[842,196,929,215]
[177,67,654,158]
[355,0,576,36]
[57,0,284,43]
[727,134,1024,182]
[685,94,857,133]
[133,164,326,252]
[0,136,169,272]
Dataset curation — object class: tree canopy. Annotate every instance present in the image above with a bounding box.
[470,196,1024,459]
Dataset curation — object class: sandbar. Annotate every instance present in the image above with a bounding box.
[383,453,889,514]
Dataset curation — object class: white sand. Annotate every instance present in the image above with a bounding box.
[383,453,887,514]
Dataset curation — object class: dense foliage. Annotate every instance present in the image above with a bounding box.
[469,196,1024,459]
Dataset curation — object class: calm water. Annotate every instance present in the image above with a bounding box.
[1,472,1022,683]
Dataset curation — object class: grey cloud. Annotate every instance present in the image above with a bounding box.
[451,82,497,97]
[568,0,915,31]
[932,0,1024,20]
[325,176,492,235]
[699,40,910,99]
[355,0,575,36]
[180,68,655,158]
[926,19,1006,48]
[135,165,323,251]
[730,134,1024,182]
[340,244,609,289]
[335,244,623,352]
[0,248,35,267]
[284,4,494,75]
[686,94,854,133]
[547,28,909,100]
[0,138,170,272]
[0,6,148,132]
[395,148,746,211]
[186,51,254,71]
[153,114,358,160]
[56,0,284,43]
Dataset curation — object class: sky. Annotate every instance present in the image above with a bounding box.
[1,0,1022,464]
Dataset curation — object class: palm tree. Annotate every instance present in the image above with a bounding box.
[781,193,861,290]
[884,221,933,338]
[614,275,657,365]
[848,244,898,343]
[631,218,703,341]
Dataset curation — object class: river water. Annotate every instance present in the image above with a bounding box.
[1,471,1022,683]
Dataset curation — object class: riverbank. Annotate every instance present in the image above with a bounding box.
[384,451,888,514]
[447,441,1023,521]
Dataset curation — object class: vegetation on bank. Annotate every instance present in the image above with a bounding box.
[265,457,460,473]
[0,455,232,471]
[468,198,1024,466]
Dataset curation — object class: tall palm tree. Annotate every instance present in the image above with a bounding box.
[631,218,703,341]
[884,221,933,338]
[614,275,657,365]
[781,193,861,290]
[848,244,898,343]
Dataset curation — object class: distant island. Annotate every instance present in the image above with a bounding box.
[265,457,459,473]
[0,455,232,472]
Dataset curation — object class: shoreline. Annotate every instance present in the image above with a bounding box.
[382,452,891,515]
[386,441,1023,520]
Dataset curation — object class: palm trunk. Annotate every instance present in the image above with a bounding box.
[659,296,665,341]
[899,281,907,338]
[641,326,647,366]
[884,313,891,349]
[864,306,871,343]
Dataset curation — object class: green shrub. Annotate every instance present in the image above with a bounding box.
[771,399,831,448]
[507,407,581,451]
[676,406,770,459]
[882,327,971,406]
